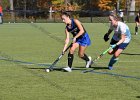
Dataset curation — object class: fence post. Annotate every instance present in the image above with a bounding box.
[90,16,93,23]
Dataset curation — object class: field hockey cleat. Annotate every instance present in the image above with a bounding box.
[108,66,113,70]
[89,60,94,67]
[86,56,92,68]
[135,32,138,35]
[63,66,72,72]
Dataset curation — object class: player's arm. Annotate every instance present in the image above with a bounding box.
[63,28,70,52]
[104,29,113,42]
[73,19,85,43]
[107,28,113,35]
[110,33,125,49]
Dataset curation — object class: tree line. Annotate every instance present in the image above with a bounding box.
[2,0,127,11]
[1,0,139,19]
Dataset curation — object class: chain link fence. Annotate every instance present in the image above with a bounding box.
[2,10,139,23]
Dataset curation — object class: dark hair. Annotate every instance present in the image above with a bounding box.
[61,11,71,17]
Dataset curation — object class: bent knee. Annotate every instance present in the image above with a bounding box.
[78,53,84,58]
[108,51,113,55]
[114,54,120,58]
[69,49,75,54]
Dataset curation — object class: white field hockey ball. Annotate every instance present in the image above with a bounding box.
[46,69,50,72]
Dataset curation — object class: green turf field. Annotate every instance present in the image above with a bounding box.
[0,23,140,100]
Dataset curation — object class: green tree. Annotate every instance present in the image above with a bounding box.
[1,0,10,9]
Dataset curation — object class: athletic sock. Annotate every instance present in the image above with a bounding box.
[135,26,138,33]
[81,54,89,61]
[68,53,73,68]
[108,56,119,67]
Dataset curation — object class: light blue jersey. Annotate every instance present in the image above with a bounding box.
[110,22,131,43]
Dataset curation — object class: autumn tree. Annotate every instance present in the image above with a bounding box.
[135,0,140,11]
[74,0,99,10]
[97,0,126,12]
[98,0,117,11]
[37,0,51,9]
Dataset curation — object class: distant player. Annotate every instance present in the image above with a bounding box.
[118,9,124,22]
[0,4,3,24]
[104,14,131,70]
[135,10,140,35]
[61,12,92,72]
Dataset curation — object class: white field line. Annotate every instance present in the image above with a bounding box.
[19,60,140,66]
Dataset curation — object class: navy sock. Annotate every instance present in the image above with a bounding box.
[135,26,138,32]
[81,54,89,62]
[108,56,119,67]
[68,53,73,68]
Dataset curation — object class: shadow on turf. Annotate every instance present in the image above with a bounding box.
[28,66,108,72]
[75,66,108,70]
[28,67,63,71]
[136,96,140,98]
[28,67,91,72]
[121,53,140,55]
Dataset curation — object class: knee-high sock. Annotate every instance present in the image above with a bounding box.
[108,56,119,67]
[68,53,73,68]
[135,26,138,32]
[81,54,89,62]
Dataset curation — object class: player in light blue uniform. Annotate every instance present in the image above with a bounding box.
[104,14,131,70]
[61,12,92,72]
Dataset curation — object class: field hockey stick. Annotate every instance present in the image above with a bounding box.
[83,47,112,73]
[45,43,72,72]
[94,47,112,62]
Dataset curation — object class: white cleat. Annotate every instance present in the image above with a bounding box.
[63,66,72,72]
[135,32,138,35]
[86,56,92,68]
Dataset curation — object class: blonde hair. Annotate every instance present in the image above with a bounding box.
[109,14,120,21]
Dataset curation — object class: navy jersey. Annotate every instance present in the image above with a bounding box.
[66,19,86,39]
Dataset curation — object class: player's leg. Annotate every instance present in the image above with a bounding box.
[63,43,79,72]
[0,15,2,24]
[108,50,121,70]
[108,43,129,70]
[135,22,139,35]
[78,46,92,68]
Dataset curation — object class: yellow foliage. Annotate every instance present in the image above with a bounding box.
[36,0,127,11]
[98,0,117,11]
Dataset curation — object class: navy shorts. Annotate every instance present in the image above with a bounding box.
[110,39,129,50]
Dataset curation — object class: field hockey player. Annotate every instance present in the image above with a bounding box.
[61,12,92,72]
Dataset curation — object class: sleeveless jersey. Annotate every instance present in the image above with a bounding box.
[66,19,86,39]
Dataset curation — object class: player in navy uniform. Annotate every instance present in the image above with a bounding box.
[135,10,140,35]
[61,12,92,72]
